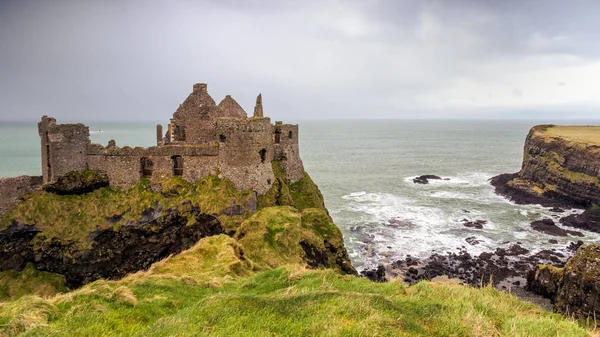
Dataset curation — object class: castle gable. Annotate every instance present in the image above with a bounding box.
[218,95,247,119]
[173,83,218,121]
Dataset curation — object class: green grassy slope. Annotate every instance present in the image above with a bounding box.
[0,234,589,337]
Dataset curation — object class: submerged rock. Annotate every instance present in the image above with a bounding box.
[462,219,487,229]
[530,218,583,237]
[412,175,443,184]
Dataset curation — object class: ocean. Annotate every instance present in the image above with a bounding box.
[2,119,599,270]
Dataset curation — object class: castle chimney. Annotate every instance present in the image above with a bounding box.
[193,83,208,93]
[253,93,263,117]
[156,124,163,145]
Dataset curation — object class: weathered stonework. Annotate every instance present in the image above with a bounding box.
[38,83,305,195]
[0,176,43,217]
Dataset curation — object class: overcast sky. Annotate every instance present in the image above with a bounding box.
[1,0,600,121]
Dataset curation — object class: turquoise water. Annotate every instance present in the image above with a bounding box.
[2,119,599,269]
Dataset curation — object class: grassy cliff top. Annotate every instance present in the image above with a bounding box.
[536,125,600,146]
[0,234,591,336]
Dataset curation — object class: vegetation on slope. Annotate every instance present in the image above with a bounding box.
[0,163,593,335]
[258,161,327,212]
[0,264,67,302]
[0,234,589,337]
[0,164,328,248]
[542,126,600,148]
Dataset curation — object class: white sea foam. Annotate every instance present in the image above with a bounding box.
[338,180,599,270]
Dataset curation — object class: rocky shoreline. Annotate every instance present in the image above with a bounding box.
[360,170,596,310]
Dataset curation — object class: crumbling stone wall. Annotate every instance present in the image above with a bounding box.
[86,144,220,188]
[37,82,306,195]
[216,117,275,195]
[0,176,43,217]
[274,123,305,183]
[38,117,89,184]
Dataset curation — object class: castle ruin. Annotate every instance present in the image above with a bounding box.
[37,83,305,195]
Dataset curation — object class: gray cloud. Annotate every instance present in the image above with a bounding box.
[1,0,600,121]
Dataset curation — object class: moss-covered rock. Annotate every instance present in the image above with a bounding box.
[526,264,564,300]
[0,263,67,301]
[258,161,327,212]
[554,243,600,318]
[235,206,356,275]
[43,170,109,195]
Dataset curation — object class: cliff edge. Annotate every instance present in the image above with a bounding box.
[491,125,600,208]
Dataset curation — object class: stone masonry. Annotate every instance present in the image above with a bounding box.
[38,83,305,195]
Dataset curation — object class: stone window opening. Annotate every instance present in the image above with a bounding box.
[172,155,184,176]
[288,131,293,139]
[219,134,227,142]
[259,149,267,163]
[45,131,52,181]
[140,157,154,178]
[174,125,186,142]
[274,129,281,144]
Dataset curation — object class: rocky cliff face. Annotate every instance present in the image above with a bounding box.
[0,205,223,288]
[492,125,600,208]
[0,165,356,289]
[528,243,600,318]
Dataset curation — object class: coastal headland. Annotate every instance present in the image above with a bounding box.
[0,95,595,335]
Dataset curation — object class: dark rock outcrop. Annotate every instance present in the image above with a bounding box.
[44,170,109,195]
[529,243,600,318]
[560,206,600,233]
[526,265,563,300]
[462,219,486,229]
[360,265,387,282]
[489,173,569,208]
[554,244,600,318]
[0,205,222,287]
[413,175,443,184]
[389,244,568,290]
[530,218,583,237]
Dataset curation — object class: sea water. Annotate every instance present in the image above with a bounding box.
[2,119,599,269]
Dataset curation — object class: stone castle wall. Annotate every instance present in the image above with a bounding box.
[216,117,275,195]
[0,175,43,217]
[35,83,305,195]
[39,117,89,183]
[274,123,305,183]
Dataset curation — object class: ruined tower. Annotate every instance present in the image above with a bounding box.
[253,94,264,118]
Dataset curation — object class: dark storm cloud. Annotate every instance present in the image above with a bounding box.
[1,0,599,121]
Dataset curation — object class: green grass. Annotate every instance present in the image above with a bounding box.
[0,264,68,302]
[0,175,254,248]
[1,162,327,249]
[234,207,351,273]
[542,126,600,147]
[0,240,589,336]
[258,161,327,213]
